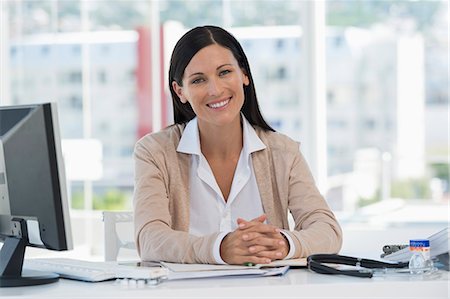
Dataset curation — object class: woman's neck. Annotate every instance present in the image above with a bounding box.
[198,117,243,161]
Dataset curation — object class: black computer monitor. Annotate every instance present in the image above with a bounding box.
[0,102,73,287]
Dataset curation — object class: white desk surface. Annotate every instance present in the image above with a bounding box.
[2,267,448,299]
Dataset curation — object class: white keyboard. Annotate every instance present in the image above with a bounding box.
[23,258,168,283]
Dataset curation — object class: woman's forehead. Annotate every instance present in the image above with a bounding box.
[184,44,238,74]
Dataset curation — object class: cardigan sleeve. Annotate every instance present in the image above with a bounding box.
[133,138,219,264]
[283,149,343,258]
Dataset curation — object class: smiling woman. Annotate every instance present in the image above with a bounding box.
[133,25,342,265]
[171,44,249,129]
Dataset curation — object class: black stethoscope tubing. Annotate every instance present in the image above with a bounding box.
[307,254,409,278]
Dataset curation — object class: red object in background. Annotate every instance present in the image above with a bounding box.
[159,26,167,130]
[136,26,167,140]
[136,26,152,139]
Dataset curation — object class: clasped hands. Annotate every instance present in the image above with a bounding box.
[220,214,289,265]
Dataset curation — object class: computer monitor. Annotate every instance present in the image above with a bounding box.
[0,102,73,287]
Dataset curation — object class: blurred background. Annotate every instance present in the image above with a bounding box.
[0,0,448,259]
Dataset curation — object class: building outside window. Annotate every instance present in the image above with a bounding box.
[1,0,447,257]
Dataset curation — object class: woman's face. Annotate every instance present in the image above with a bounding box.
[172,44,249,129]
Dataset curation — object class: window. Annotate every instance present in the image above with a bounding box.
[72,45,80,55]
[2,0,447,258]
[98,70,107,84]
[68,71,82,84]
[326,0,448,228]
[276,39,284,50]
[41,45,50,56]
[69,95,82,109]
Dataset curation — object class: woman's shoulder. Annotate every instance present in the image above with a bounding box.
[135,123,185,154]
[254,127,300,154]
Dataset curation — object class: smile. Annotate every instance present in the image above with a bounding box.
[207,98,230,109]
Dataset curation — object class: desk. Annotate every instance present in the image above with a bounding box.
[2,268,448,299]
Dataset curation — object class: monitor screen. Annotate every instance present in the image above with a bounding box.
[0,102,73,287]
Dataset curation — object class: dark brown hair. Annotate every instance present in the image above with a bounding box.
[168,25,274,131]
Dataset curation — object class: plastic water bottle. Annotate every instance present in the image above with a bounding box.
[408,239,432,274]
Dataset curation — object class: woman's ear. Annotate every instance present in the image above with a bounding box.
[243,74,250,86]
[172,81,188,103]
[241,68,250,86]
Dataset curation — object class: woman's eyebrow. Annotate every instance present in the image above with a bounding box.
[216,63,233,69]
[188,72,203,78]
[187,64,234,78]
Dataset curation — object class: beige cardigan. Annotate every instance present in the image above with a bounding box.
[133,123,342,264]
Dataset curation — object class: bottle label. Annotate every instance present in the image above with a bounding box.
[410,239,431,261]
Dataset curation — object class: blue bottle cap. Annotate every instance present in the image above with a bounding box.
[410,239,430,247]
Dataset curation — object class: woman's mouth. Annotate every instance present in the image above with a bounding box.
[207,98,230,109]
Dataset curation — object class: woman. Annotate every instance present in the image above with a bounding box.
[133,25,342,265]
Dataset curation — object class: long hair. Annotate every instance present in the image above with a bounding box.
[168,25,274,132]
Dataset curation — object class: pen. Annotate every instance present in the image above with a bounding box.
[243,262,254,267]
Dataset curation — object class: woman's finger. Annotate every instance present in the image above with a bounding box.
[237,214,266,229]
[239,223,279,237]
[244,235,286,247]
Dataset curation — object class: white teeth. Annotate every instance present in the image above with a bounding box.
[208,99,229,109]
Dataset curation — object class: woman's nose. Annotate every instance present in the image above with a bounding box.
[207,77,223,96]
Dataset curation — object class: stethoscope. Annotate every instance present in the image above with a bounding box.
[307,254,410,278]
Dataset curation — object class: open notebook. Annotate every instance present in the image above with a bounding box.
[124,258,306,280]
[158,258,306,280]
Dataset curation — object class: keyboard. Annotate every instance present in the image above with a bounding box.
[23,258,168,283]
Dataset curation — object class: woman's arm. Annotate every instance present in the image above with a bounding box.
[284,150,343,258]
[133,140,219,264]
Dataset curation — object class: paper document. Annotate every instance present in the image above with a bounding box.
[160,262,254,272]
[259,258,307,268]
[160,258,306,273]
[160,261,290,280]
[120,258,304,281]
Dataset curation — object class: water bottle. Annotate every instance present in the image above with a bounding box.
[408,239,432,274]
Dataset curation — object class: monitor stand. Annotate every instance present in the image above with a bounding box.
[0,218,59,287]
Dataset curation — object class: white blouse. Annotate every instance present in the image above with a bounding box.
[177,116,294,263]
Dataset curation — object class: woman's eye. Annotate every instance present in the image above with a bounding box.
[219,69,231,76]
[191,78,204,84]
